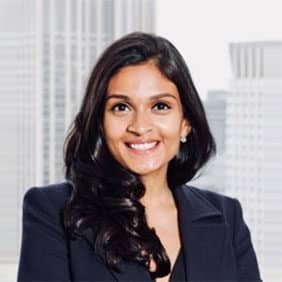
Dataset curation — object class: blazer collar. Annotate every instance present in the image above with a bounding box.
[173,185,227,280]
[79,184,226,281]
[172,184,222,222]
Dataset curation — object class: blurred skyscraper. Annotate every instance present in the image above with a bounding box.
[204,90,227,192]
[226,42,282,280]
[205,91,227,155]
[0,33,32,263]
[189,90,227,193]
[0,0,154,263]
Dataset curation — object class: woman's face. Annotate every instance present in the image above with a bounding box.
[103,62,190,178]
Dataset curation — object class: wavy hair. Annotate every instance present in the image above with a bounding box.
[63,32,216,278]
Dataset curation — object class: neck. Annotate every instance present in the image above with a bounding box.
[139,175,174,209]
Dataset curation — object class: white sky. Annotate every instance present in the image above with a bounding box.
[156,0,282,99]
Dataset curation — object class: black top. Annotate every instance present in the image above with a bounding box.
[152,248,186,282]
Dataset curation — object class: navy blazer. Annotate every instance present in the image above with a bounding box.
[17,183,262,281]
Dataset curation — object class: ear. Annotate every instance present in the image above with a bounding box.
[180,118,192,138]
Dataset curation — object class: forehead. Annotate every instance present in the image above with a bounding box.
[107,62,179,97]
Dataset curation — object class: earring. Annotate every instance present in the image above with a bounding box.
[180,136,187,143]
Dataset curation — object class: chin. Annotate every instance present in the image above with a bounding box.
[127,163,166,177]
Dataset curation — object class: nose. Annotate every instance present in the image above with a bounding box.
[127,111,153,136]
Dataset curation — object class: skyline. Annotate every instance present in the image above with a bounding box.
[2,0,282,99]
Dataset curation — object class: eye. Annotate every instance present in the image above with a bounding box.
[152,102,171,111]
[111,103,130,112]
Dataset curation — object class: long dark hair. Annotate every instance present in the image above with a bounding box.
[63,32,216,278]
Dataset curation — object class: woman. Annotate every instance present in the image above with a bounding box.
[17,32,262,281]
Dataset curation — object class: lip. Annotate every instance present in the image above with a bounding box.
[125,140,160,154]
[125,139,159,145]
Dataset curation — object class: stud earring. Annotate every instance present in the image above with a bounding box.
[180,136,187,143]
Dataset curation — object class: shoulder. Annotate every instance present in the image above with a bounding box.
[179,184,244,224]
[22,182,73,217]
[24,182,72,203]
[189,185,238,207]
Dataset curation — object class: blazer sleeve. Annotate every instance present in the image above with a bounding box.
[233,198,262,281]
[17,187,71,282]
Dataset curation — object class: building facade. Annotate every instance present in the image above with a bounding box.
[0,34,36,263]
[226,42,282,280]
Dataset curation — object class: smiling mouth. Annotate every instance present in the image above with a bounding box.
[126,141,159,151]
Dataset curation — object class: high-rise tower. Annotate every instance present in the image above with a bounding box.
[226,42,282,280]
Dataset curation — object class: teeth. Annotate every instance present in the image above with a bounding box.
[129,142,157,150]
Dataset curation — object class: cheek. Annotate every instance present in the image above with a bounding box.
[157,117,183,138]
[103,117,126,143]
[104,128,120,144]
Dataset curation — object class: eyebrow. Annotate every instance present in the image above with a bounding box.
[106,93,177,101]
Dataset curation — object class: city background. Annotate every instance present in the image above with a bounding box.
[0,0,281,281]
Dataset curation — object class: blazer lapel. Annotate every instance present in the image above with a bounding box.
[173,185,228,281]
[109,260,153,282]
[79,225,152,281]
